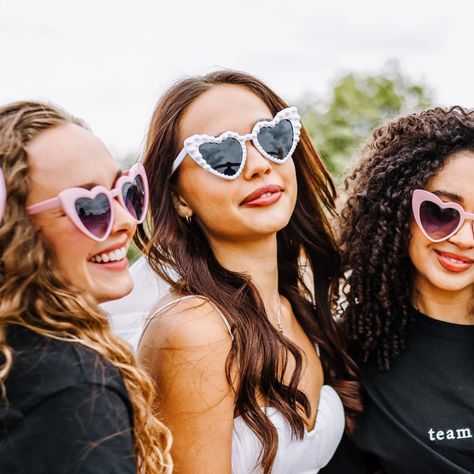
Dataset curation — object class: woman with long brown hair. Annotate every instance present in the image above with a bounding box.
[0,101,172,473]
[136,70,360,473]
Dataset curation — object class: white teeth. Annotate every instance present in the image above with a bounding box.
[90,246,127,263]
[440,254,470,265]
[260,192,272,198]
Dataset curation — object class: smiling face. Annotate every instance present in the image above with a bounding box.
[173,84,298,246]
[409,151,474,298]
[27,123,136,303]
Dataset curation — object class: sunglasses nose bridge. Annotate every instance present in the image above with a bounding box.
[242,140,273,180]
[109,187,121,202]
[110,195,137,235]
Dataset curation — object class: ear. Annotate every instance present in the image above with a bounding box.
[171,191,193,219]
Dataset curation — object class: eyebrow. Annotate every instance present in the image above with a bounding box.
[214,116,274,137]
[432,189,464,204]
[76,170,122,190]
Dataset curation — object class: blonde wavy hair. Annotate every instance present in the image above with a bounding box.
[0,101,172,473]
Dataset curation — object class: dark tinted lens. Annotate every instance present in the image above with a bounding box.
[257,119,294,161]
[122,175,145,220]
[420,201,461,240]
[75,193,111,238]
[199,138,243,177]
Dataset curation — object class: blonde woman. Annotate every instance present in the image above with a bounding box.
[0,101,171,474]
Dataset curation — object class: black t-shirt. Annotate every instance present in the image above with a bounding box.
[322,309,474,474]
[0,325,136,474]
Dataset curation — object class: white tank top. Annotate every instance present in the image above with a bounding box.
[142,295,345,474]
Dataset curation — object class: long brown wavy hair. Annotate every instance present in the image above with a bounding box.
[0,101,172,473]
[135,70,361,472]
[337,106,474,371]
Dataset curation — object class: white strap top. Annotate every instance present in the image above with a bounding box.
[143,295,345,474]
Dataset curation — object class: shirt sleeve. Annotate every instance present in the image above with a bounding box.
[321,434,383,474]
[4,382,136,474]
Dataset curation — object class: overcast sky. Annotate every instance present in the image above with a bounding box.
[1,0,472,157]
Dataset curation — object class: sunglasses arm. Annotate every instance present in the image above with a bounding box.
[171,148,187,175]
[27,197,61,215]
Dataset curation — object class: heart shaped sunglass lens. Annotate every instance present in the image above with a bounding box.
[420,201,461,240]
[199,138,243,177]
[257,119,294,161]
[75,193,111,238]
[122,175,146,221]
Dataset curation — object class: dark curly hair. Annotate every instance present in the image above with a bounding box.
[337,106,474,371]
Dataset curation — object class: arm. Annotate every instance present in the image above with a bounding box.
[3,383,135,474]
[138,298,235,474]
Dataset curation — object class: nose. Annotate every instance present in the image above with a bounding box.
[242,141,272,180]
[111,198,136,238]
[448,218,474,249]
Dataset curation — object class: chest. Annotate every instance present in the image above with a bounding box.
[359,333,474,472]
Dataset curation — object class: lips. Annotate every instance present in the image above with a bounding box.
[89,240,129,265]
[241,185,282,205]
[435,250,473,273]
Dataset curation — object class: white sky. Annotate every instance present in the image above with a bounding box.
[1,0,473,158]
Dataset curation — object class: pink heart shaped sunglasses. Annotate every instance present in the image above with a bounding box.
[27,163,149,241]
[412,189,474,242]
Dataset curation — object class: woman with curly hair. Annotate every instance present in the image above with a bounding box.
[0,101,172,473]
[322,106,474,473]
[135,70,361,473]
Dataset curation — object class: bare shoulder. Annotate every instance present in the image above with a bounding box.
[139,294,235,473]
[139,293,232,352]
[138,293,236,398]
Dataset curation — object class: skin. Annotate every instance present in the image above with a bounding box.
[139,84,324,473]
[410,151,474,323]
[26,123,136,303]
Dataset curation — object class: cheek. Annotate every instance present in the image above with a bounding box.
[284,161,298,207]
[181,172,234,218]
[408,222,426,267]
[40,217,94,284]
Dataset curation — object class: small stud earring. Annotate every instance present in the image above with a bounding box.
[185,214,192,225]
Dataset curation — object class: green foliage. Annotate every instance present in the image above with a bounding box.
[298,62,433,179]
[127,241,141,264]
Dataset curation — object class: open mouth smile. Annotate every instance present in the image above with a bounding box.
[435,250,473,273]
[89,246,128,264]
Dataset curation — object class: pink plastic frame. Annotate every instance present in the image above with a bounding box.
[412,189,474,242]
[0,169,6,224]
[171,106,302,179]
[27,163,149,242]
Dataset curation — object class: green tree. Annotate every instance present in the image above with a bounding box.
[298,62,432,179]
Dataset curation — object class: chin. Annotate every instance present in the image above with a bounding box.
[423,270,474,294]
[91,278,134,304]
[253,212,292,233]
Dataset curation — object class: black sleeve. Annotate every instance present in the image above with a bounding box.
[3,382,136,474]
[321,434,383,474]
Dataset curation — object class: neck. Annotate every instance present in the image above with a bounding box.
[411,276,474,325]
[208,234,280,315]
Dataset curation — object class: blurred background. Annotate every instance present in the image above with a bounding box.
[1,0,472,180]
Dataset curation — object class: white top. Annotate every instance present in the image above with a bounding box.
[101,257,170,350]
[142,295,345,474]
[232,385,344,473]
